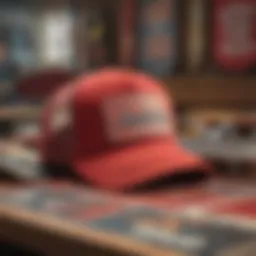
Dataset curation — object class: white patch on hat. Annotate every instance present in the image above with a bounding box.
[102,93,173,142]
[49,90,73,133]
[51,105,71,132]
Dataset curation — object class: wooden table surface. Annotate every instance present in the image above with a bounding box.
[0,179,255,256]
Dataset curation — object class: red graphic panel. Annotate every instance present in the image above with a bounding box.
[130,179,256,215]
[212,198,256,219]
[213,0,256,71]
[132,187,233,211]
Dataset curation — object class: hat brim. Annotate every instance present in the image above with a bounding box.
[74,140,211,191]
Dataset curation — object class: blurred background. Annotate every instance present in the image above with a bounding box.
[0,0,254,123]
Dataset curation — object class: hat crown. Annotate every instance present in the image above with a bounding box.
[73,70,174,157]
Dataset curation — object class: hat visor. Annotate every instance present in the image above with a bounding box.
[74,140,211,191]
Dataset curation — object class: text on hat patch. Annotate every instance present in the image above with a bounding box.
[102,94,173,142]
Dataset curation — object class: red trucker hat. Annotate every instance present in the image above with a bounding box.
[41,69,210,190]
[40,83,75,165]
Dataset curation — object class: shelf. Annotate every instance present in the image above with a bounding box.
[0,77,254,121]
[166,77,256,108]
[0,106,42,121]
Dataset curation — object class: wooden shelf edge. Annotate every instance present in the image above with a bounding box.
[0,106,42,121]
[0,77,254,120]
[165,77,256,108]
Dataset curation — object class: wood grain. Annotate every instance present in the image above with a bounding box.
[167,77,256,108]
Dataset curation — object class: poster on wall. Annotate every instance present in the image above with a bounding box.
[137,0,179,77]
[213,0,256,73]
[9,10,37,73]
[38,9,76,69]
[0,23,17,104]
[0,6,37,72]
[0,5,37,104]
